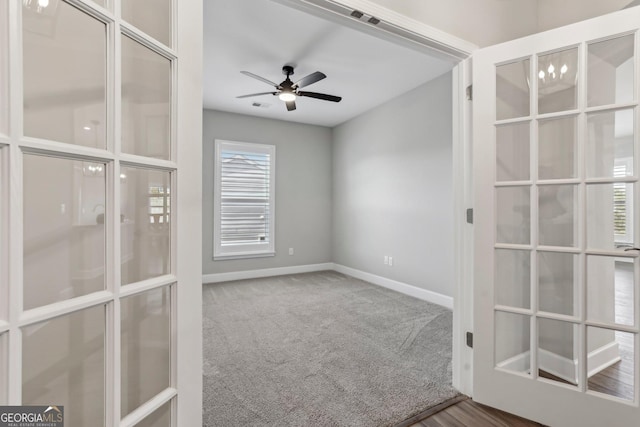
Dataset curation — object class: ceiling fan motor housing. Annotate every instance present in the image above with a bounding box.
[282,65,295,76]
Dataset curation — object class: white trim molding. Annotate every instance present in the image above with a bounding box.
[587,341,622,378]
[202,263,334,284]
[452,57,474,397]
[202,263,454,310]
[271,0,476,62]
[332,264,453,309]
[497,341,621,385]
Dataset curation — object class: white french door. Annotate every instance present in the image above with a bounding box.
[474,6,640,427]
[0,0,202,426]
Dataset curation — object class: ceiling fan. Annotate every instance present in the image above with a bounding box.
[237,65,342,111]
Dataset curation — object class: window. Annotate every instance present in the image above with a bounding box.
[614,158,633,245]
[149,184,170,224]
[214,140,275,259]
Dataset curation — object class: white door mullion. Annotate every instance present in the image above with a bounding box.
[634,28,640,409]
[576,39,588,394]
[529,52,539,381]
[111,5,124,424]
[7,143,23,406]
[7,0,23,405]
[8,0,22,140]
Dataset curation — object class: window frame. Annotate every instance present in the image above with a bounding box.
[213,139,276,260]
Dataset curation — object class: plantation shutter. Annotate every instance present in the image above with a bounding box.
[220,150,272,246]
[613,163,628,238]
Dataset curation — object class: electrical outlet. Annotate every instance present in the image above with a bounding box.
[384,255,388,265]
[289,248,294,255]
[389,256,393,266]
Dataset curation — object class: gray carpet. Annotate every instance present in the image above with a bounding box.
[202,271,459,426]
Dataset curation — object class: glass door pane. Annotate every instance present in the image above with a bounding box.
[538,48,578,114]
[121,36,171,160]
[538,116,577,180]
[495,311,531,375]
[121,287,171,417]
[495,249,531,309]
[586,109,634,179]
[122,0,172,47]
[587,183,635,250]
[496,123,530,182]
[538,318,578,387]
[23,0,107,148]
[22,306,106,426]
[136,401,171,427]
[496,59,531,120]
[496,186,531,244]
[538,185,578,248]
[120,167,171,285]
[0,147,6,321]
[0,333,6,404]
[588,35,635,107]
[587,257,635,326]
[23,155,106,309]
[538,251,578,316]
[0,1,7,136]
[587,327,635,401]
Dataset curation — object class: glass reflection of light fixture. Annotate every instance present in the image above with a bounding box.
[23,0,57,14]
[83,162,105,177]
[538,62,569,83]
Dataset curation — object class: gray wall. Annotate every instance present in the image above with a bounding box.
[202,110,333,274]
[332,73,454,297]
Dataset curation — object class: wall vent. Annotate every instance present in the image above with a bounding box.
[349,9,378,25]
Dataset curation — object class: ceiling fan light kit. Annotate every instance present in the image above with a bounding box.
[237,65,342,111]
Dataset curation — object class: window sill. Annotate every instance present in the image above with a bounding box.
[213,251,275,261]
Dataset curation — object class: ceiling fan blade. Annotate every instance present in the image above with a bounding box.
[298,91,342,102]
[240,71,280,88]
[236,92,275,99]
[293,71,326,89]
[286,100,296,111]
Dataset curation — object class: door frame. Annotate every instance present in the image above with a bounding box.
[269,0,477,396]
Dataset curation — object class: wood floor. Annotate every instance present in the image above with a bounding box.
[407,398,544,427]
[539,263,635,401]
[403,263,636,426]
[586,262,635,401]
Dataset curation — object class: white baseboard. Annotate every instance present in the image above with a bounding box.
[496,341,621,384]
[496,351,530,373]
[588,341,621,378]
[202,263,334,284]
[202,263,453,309]
[496,349,576,384]
[538,348,578,384]
[332,264,454,309]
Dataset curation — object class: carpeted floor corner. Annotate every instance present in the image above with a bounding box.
[202,271,460,426]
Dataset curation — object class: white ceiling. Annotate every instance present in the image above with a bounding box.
[203,0,456,128]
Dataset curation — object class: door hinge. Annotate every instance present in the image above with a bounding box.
[466,332,473,348]
[466,85,473,101]
[466,208,473,224]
